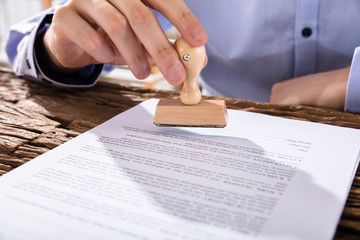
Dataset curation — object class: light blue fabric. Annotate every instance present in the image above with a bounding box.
[185,0,360,110]
[6,0,360,112]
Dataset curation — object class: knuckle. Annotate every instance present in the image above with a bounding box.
[176,11,203,36]
[53,5,69,19]
[82,36,103,53]
[108,15,129,35]
[177,10,196,27]
[178,10,194,22]
[128,54,146,67]
[131,5,154,26]
[93,0,130,35]
[52,8,72,32]
[154,46,175,60]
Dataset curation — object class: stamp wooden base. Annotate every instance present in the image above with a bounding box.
[154,99,228,127]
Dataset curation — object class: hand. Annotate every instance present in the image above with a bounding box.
[43,0,208,85]
[270,67,350,110]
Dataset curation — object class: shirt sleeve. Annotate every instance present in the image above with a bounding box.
[345,47,360,113]
[5,4,108,87]
[6,9,53,80]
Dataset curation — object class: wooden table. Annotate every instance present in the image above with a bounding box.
[0,69,359,239]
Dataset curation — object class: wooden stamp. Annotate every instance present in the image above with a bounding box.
[154,37,228,127]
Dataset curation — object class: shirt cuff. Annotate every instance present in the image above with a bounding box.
[345,47,360,113]
[33,14,103,87]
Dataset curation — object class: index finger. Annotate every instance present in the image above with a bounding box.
[111,0,187,85]
[148,0,208,47]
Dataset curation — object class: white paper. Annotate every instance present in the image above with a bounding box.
[0,99,359,240]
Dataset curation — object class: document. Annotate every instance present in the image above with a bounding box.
[0,99,359,240]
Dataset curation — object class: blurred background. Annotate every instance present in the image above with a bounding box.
[0,0,179,90]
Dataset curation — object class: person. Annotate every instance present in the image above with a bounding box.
[5,0,360,113]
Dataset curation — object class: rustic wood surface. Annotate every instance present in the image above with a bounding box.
[0,69,359,239]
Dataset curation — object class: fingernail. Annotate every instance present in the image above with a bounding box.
[166,63,185,85]
[191,27,207,42]
[137,64,150,79]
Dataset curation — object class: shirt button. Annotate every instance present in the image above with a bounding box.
[26,58,31,69]
[302,28,312,38]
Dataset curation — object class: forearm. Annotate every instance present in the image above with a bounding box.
[270,67,350,111]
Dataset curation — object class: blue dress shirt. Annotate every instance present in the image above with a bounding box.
[5,0,360,112]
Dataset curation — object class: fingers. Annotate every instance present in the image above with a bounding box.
[110,0,187,85]
[149,0,208,47]
[97,28,127,66]
[51,4,116,68]
[75,0,151,79]
[51,0,207,84]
